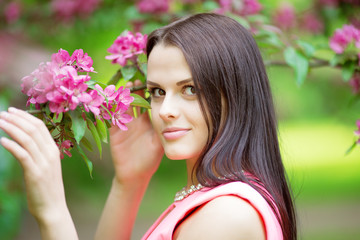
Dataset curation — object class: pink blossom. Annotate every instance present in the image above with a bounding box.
[302,13,324,34]
[71,49,94,72]
[105,31,147,67]
[329,24,360,54]
[350,17,360,29]
[51,0,78,20]
[95,84,118,102]
[57,140,73,158]
[354,119,360,144]
[94,84,134,128]
[217,0,232,12]
[136,0,169,14]
[241,0,262,15]
[22,48,134,130]
[46,66,91,113]
[115,86,134,108]
[273,3,296,30]
[78,0,101,15]
[21,62,56,106]
[52,49,73,68]
[21,56,93,115]
[51,0,101,20]
[83,90,105,116]
[111,106,133,131]
[349,72,360,94]
[217,0,262,16]
[4,2,21,24]
[52,48,94,72]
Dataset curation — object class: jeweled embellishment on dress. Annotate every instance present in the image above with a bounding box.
[174,183,204,202]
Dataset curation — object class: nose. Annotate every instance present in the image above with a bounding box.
[159,94,179,121]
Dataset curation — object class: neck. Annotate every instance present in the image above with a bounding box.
[185,157,198,189]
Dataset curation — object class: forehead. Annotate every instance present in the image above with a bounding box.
[147,44,192,83]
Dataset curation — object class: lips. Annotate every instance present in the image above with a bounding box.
[162,127,190,140]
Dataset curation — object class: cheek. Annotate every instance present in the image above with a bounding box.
[186,105,209,143]
[150,105,161,130]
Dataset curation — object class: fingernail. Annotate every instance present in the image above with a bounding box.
[8,107,17,113]
[0,112,9,119]
[0,137,9,145]
[0,119,7,127]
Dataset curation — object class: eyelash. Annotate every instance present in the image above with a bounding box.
[148,85,196,98]
[148,87,164,97]
[182,85,196,96]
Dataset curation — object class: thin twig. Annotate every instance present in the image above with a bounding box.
[27,109,44,114]
[130,84,147,92]
[107,69,122,85]
[265,58,332,68]
[42,112,57,127]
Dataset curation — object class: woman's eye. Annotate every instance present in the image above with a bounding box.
[152,88,165,97]
[183,86,196,96]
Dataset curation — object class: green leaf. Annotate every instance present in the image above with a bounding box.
[69,109,86,143]
[53,112,63,123]
[130,93,151,109]
[96,118,108,143]
[202,0,219,11]
[345,141,357,155]
[284,47,309,86]
[124,6,143,20]
[341,61,356,82]
[80,136,93,152]
[121,66,137,81]
[86,118,102,158]
[297,40,315,58]
[76,144,93,178]
[313,49,335,62]
[228,13,250,29]
[255,30,284,50]
[140,62,147,78]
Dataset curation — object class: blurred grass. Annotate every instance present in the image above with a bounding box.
[280,120,360,200]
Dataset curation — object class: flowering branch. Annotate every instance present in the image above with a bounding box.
[21,39,151,176]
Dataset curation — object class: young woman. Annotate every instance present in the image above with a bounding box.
[0,13,296,240]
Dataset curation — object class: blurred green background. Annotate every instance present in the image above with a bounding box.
[0,0,359,239]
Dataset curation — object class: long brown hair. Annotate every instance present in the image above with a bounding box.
[147,13,297,240]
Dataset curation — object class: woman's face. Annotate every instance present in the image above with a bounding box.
[147,44,208,162]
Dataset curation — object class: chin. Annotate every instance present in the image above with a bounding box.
[164,148,201,161]
[164,152,187,160]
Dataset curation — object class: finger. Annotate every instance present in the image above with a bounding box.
[125,81,133,89]
[7,107,55,144]
[0,118,45,163]
[0,137,35,171]
[0,111,55,153]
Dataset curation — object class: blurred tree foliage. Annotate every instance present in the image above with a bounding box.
[0,0,360,238]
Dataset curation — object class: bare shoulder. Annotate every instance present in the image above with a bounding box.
[173,195,266,240]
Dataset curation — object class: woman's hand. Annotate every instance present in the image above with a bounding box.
[95,81,164,239]
[110,80,164,185]
[0,107,67,223]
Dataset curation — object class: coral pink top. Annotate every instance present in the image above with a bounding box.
[141,181,283,240]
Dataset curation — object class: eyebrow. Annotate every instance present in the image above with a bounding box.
[147,78,193,87]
